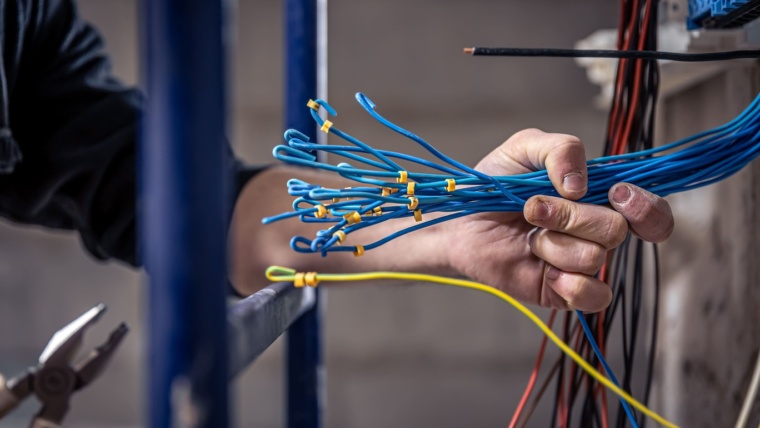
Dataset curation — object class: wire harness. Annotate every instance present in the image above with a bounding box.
[263,92,760,258]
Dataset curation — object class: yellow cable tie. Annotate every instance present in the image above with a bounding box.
[343,211,361,225]
[333,230,346,243]
[293,272,306,288]
[306,99,320,111]
[353,245,365,257]
[304,272,319,287]
[407,196,419,210]
[320,120,333,133]
[446,179,456,192]
[396,171,408,184]
[373,207,383,216]
[407,182,415,196]
[381,187,391,197]
[413,209,422,222]
[314,204,327,219]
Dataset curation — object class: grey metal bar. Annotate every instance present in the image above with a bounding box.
[227,284,316,378]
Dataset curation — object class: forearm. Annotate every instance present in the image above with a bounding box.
[229,165,454,295]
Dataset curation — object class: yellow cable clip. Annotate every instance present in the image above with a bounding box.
[407,182,415,196]
[343,211,362,225]
[314,204,327,219]
[294,272,306,288]
[396,171,408,184]
[407,196,419,210]
[353,245,365,257]
[304,272,319,287]
[333,230,346,243]
[320,120,333,133]
[446,179,456,192]
[413,209,422,222]
[373,207,383,216]
[307,99,320,111]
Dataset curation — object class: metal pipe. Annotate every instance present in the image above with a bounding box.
[284,0,326,427]
[141,0,230,426]
[228,283,316,378]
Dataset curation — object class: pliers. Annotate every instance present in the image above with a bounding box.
[0,304,128,428]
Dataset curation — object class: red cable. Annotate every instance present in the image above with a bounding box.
[619,0,655,149]
[508,310,558,428]
[609,0,639,153]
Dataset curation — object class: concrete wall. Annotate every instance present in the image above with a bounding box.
[0,1,622,427]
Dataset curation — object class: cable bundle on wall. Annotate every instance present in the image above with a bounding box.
[535,1,663,427]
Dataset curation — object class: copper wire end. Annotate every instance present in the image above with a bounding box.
[463,47,474,54]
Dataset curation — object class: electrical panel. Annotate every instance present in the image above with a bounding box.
[688,0,760,29]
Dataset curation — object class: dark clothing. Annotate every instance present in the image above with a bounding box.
[0,0,259,266]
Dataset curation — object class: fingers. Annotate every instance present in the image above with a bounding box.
[529,229,606,276]
[543,265,613,313]
[609,183,674,243]
[524,195,628,249]
[477,129,588,200]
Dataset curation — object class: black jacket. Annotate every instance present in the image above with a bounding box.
[0,0,259,266]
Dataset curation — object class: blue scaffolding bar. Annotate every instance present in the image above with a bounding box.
[285,0,326,427]
[141,0,230,427]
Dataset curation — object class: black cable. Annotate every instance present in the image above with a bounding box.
[465,47,760,61]
[640,243,660,428]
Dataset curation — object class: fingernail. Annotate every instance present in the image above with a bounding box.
[545,265,561,281]
[563,173,586,193]
[533,201,549,221]
[612,184,632,205]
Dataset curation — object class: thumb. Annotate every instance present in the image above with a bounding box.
[476,129,588,200]
[609,183,674,243]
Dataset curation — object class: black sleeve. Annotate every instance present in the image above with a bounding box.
[0,0,263,267]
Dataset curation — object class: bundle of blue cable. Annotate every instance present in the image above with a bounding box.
[263,91,760,258]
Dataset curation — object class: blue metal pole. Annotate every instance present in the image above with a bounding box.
[285,1,324,427]
[141,0,230,427]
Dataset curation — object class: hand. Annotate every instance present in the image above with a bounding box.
[443,129,674,312]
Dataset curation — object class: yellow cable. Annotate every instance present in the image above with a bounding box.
[266,266,678,428]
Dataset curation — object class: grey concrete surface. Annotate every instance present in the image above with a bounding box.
[0,1,628,427]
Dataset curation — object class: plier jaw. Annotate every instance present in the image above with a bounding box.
[0,304,128,427]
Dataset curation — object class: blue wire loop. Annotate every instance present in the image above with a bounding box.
[263,91,760,257]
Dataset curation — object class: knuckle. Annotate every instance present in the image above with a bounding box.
[577,244,606,274]
[563,277,584,307]
[550,201,577,231]
[547,135,584,159]
[604,212,629,248]
[510,128,544,142]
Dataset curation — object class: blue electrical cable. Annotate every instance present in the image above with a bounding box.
[576,309,639,428]
[263,91,760,258]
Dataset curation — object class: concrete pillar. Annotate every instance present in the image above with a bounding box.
[655,60,760,427]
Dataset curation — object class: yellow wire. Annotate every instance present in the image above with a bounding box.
[266,266,678,428]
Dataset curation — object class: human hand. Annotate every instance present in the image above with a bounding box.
[442,129,673,312]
